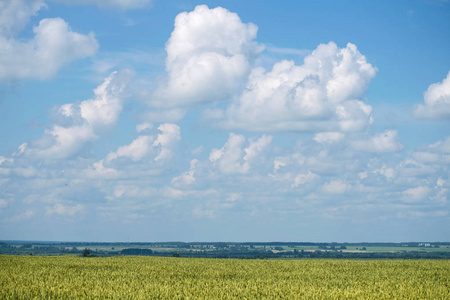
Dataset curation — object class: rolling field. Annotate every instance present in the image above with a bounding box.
[1,255,449,299]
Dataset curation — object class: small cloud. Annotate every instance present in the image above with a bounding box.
[5,210,35,222]
[358,172,368,179]
[106,135,154,162]
[314,132,344,144]
[209,133,272,174]
[153,124,181,161]
[322,180,349,194]
[414,71,450,119]
[225,193,241,202]
[292,171,319,188]
[23,194,39,204]
[375,166,395,180]
[172,159,199,187]
[90,60,117,75]
[192,206,216,219]
[398,210,448,218]
[402,186,430,203]
[136,122,153,134]
[192,146,204,155]
[0,156,13,165]
[28,70,133,160]
[85,160,119,179]
[0,10,98,80]
[140,109,186,124]
[14,143,27,156]
[122,17,137,27]
[0,199,8,209]
[352,130,404,153]
[46,203,84,216]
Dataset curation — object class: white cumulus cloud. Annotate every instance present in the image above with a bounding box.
[30,70,132,159]
[215,42,376,132]
[80,70,133,129]
[414,71,450,119]
[152,5,263,107]
[0,0,98,80]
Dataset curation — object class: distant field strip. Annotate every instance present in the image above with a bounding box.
[1,255,449,299]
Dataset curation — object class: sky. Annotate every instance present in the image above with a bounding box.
[0,0,449,243]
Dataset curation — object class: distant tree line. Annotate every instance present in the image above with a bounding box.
[2,241,450,259]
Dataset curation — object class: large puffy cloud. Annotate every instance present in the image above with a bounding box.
[211,42,376,132]
[414,71,450,119]
[0,0,98,80]
[29,70,133,159]
[152,5,263,107]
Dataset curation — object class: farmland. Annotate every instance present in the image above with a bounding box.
[2,240,450,259]
[1,255,449,299]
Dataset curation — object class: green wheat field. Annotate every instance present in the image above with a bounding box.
[1,255,449,299]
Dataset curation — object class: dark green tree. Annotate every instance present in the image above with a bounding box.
[82,248,90,257]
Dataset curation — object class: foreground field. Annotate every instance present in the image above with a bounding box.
[1,255,449,299]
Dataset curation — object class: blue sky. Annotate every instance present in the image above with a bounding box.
[0,0,449,242]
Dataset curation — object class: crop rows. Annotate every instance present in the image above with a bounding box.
[1,255,449,299]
